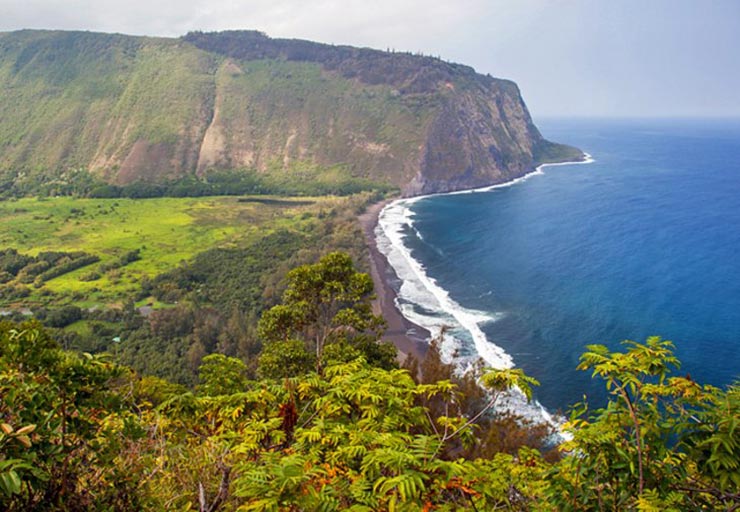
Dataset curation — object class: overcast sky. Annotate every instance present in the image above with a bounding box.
[2,0,739,118]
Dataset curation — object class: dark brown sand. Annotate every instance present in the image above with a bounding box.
[359,200,430,363]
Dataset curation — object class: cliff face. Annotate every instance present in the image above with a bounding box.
[0,29,582,195]
[410,79,546,194]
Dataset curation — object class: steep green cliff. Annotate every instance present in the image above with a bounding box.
[0,29,582,195]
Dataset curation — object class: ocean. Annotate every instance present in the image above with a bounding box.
[377,118,740,414]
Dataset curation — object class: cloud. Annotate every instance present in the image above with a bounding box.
[1,0,738,117]
[0,0,479,41]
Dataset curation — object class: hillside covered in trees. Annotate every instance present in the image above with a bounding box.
[1,253,738,511]
[0,29,582,197]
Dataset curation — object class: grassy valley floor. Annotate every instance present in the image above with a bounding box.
[0,195,343,309]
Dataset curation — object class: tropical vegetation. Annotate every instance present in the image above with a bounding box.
[1,253,738,511]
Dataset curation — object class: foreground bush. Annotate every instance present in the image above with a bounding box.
[1,329,737,510]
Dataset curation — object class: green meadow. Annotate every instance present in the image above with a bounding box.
[0,195,334,307]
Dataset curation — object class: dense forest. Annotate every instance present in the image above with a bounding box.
[1,252,739,511]
[0,167,395,200]
[1,190,378,385]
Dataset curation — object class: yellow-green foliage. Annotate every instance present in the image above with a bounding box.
[0,195,338,306]
[2,322,737,511]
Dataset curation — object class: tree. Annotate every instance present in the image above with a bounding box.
[197,354,250,396]
[257,252,389,375]
[411,338,554,461]
[258,339,316,379]
[550,337,740,510]
[232,358,550,511]
[0,321,149,511]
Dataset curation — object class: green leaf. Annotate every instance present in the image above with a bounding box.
[0,470,21,496]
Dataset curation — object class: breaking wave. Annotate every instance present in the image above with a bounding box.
[375,155,593,427]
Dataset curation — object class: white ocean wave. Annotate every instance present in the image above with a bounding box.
[376,200,511,371]
[375,154,594,429]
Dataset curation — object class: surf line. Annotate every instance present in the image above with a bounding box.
[377,152,594,365]
[375,154,594,425]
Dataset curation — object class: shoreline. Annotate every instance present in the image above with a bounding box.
[359,153,593,366]
[358,200,430,364]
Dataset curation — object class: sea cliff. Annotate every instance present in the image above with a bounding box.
[0,29,582,194]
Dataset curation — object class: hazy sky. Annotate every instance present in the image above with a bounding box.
[2,0,739,118]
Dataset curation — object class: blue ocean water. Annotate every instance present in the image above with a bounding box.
[382,118,740,412]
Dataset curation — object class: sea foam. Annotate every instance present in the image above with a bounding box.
[375,154,594,426]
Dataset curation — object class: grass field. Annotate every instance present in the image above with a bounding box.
[0,195,336,307]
